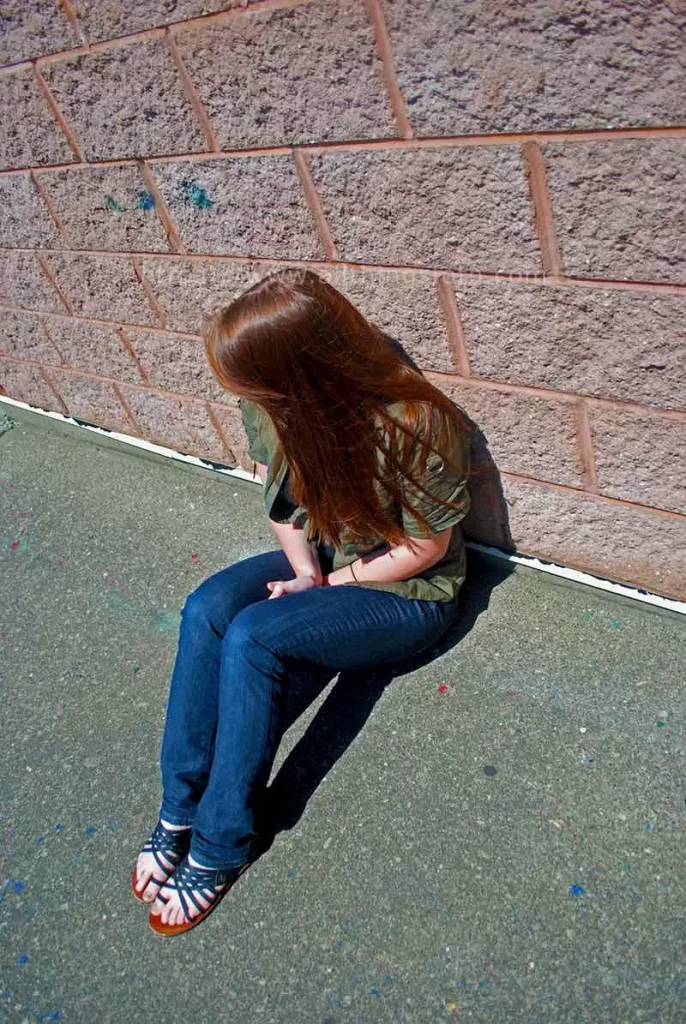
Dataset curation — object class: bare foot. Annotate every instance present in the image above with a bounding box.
[134,820,191,904]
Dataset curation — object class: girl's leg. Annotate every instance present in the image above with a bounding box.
[136,549,299,901]
[158,548,296,827]
[188,585,458,871]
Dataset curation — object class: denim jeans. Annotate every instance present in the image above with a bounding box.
[159,547,459,869]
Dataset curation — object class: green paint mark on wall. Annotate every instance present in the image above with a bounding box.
[105,195,126,213]
[178,178,213,210]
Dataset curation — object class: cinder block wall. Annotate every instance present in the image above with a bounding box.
[1,0,684,599]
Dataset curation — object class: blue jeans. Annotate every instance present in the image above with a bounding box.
[159,548,459,869]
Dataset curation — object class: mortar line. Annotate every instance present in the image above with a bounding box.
[164,30,220,152]
[362,0,413,139]
[499,469,685,522]
[59,0,87,47]
[291,150,338,260]
[110,380,145,433]
[33,364,71,414]
[521,140,562,278]
[1,303,684,421]
[39,319,69,364]
[574,399,599,492]
[206,402,237,462]
[436,276,471,376]
[29,172,75,248]
[0,352,238,412]
[131,256,168,326]
[117,326,151,382]
[35,253,74,314]
[3,123,686,175]
[33,64,85,162]
[1,245,682,298]
[138,160,187,253]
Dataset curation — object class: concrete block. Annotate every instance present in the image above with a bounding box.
[38,165,172,252]
[0,310,59,362]
[450,277,686,410]
[42,317,143,382]
[151,157,323,258]
[589,407,686,514]
[308,146,540,273]
[384,0,686,136]
[123,328,230,404]
[43,367,138,432]
[546,139,686,285]
[42,39,206,162]
[71,0,246,44]
[42,253,160,325]
[316,264,456,372]
[0,68,75,170]
[0,172,65,248]
[0,251,64,313]
[117,384,228,460]
[176,0,395,150]
[500,476,686,601]
[0,357,65,412]
[0,0,77,65]
[136,257,262,332]
[437,380,583,487]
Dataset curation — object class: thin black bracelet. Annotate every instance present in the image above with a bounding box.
[349,560,359,582]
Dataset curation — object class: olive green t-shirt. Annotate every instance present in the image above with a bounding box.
[238,397,471,604]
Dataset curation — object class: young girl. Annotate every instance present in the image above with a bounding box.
[132,267,472,936]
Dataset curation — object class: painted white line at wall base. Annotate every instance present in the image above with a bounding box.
[2,394,684,616]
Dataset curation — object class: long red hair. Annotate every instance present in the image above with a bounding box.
[204,267,473,551]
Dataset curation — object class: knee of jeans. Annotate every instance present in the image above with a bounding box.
[181,580,222,634]
[221,605,276,665]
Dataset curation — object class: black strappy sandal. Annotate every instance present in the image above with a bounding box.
[148,854,249,936]
[131,820,192,903]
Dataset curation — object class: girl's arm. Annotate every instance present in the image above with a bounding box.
[323,530,452,587]
[254,462,323,584]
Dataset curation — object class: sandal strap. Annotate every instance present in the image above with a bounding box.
[163,857,239,922]
[141,821,191,877]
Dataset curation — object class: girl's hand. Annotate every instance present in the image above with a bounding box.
[266,574,320,599]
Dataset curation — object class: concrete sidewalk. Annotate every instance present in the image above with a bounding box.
[1,409,684,1024]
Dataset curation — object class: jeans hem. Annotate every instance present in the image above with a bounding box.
[159,804,196,828]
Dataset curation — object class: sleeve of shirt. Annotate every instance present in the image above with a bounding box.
[238,397,270,465]
[398,411,471,538]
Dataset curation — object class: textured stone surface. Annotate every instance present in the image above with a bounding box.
[136,256,262,332]
[0,0,77,65]
[177,0,396,150]
[43,318,143,382]
[38,165,172,252]
[437,379,583,487]
[308,147,540,273]
[451,278,686,410]
[0,67,75,170]
[546,139,686,285]
[0,250,64,312]
[589,407,686,514]
[0,356,64,410]
[124,327,230,403]
[72,0,247,44]
[117,384,228,459]
[384,0,686,136]
[42,253,160,325]
[0,172,64,248]
[43,366,138,432]
[317,264,456,372]
[151,156,323,258]
[43,39,206,161]
[0,309,60,362]
[501,476,686,601]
